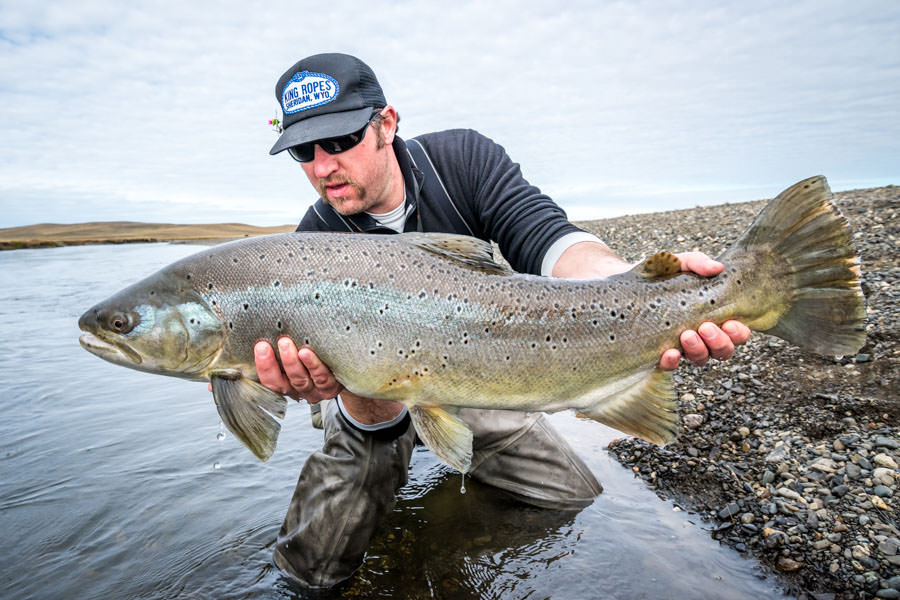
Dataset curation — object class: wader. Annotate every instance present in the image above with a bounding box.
[273,399,602,589]
[275,139,602,588]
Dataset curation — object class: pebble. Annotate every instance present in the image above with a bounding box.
[875,436,900,450]
[874,485,894,498]
[776,557,802,571]
[683,413,704,429]
[874,453,898,469]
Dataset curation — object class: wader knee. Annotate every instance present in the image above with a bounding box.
[273,399,416,589]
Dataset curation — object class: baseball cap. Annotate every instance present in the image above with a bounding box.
[269,53,387,155]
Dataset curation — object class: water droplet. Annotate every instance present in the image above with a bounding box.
[213,462,221,470]
[460,473,466,494]
[216,432,226,441]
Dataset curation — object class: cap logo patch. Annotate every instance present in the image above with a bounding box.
[282,71,339,114]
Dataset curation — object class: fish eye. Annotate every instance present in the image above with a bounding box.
[108,312,134,334]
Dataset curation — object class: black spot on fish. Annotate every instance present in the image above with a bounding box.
[274,281,280,287]
[609,334,615,341]
[208,283,214,290]
[233,258,238,263]
[276,321,282,329]
[243,303,248,310]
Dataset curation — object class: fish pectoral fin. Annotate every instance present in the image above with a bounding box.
[408,405,474,473]
[576,368,677,445]
[210,372,287,461]
[631,251,683,279]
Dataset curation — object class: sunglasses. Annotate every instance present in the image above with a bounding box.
[287,112,380,163]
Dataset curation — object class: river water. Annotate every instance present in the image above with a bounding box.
[0,243,790,600]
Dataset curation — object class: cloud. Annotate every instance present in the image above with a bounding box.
[0,0,897,227]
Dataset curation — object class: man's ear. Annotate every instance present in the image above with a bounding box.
[381,105,398,145]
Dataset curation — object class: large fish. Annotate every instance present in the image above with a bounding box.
[79,176,865,472]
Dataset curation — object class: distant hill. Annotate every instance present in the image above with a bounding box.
[0,221,296,250]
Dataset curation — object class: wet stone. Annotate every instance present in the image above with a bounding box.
[876,590,900,600]
[718,502,742,519]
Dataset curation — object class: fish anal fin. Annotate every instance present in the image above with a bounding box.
[577,368,677,445]
[210,372,287,461]
[408,405,474,473]
[633,251,682,279]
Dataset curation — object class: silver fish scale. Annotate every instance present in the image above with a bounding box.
[159,232,737,411]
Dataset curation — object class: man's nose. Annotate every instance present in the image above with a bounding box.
[311,145,339,178]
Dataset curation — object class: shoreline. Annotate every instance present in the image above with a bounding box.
[0,221,295,251]
[576,185,899,599]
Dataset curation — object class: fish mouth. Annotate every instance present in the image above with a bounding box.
[79,332,143,365]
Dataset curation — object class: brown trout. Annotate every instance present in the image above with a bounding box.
[78,176,866,472]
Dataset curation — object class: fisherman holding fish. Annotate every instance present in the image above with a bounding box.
[260,53,751,589]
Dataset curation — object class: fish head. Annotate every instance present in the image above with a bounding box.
[78,271,224,378]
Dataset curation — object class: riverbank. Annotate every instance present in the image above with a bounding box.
[0,221,295,250]
[576,185,898,599]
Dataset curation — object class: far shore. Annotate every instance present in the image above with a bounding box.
[0,221,296,251]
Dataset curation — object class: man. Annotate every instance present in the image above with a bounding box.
[258,53,750,588]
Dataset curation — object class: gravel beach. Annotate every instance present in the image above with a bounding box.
[575,184,899,599]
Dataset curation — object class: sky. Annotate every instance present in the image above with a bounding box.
[1,0,897,227]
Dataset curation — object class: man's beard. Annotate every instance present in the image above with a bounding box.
[316,177,366,213]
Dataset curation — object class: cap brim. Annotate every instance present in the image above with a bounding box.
[269,107,374,155]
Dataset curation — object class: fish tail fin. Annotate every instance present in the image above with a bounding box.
[721,175,866,355]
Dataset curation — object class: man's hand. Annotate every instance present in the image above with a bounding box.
[659,252,751,369]
[552,242,751,370]
[254,338,405,424]
[256,338,342,403]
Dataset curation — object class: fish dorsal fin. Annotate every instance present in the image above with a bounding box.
[576,367,677,445]
[631,251,682,279]
[210,371,287,461]
[408,404,474,473]
[397,232,514,276]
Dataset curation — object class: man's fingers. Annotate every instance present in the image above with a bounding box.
[659,348,682,370]
[298,347,342,397]
[680,329,710,365]
[276,337,317,393]
[255,340,293,394]
[676,252,724,277]
[697,322,735,361]
[722,320,752,345]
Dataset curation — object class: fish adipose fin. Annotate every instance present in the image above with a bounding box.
[408,404,474,473]
[210,371,287,461]
[398,232,515,276]
[631,251,683,279]
[722,176,866,356]
[577,368,677,445]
